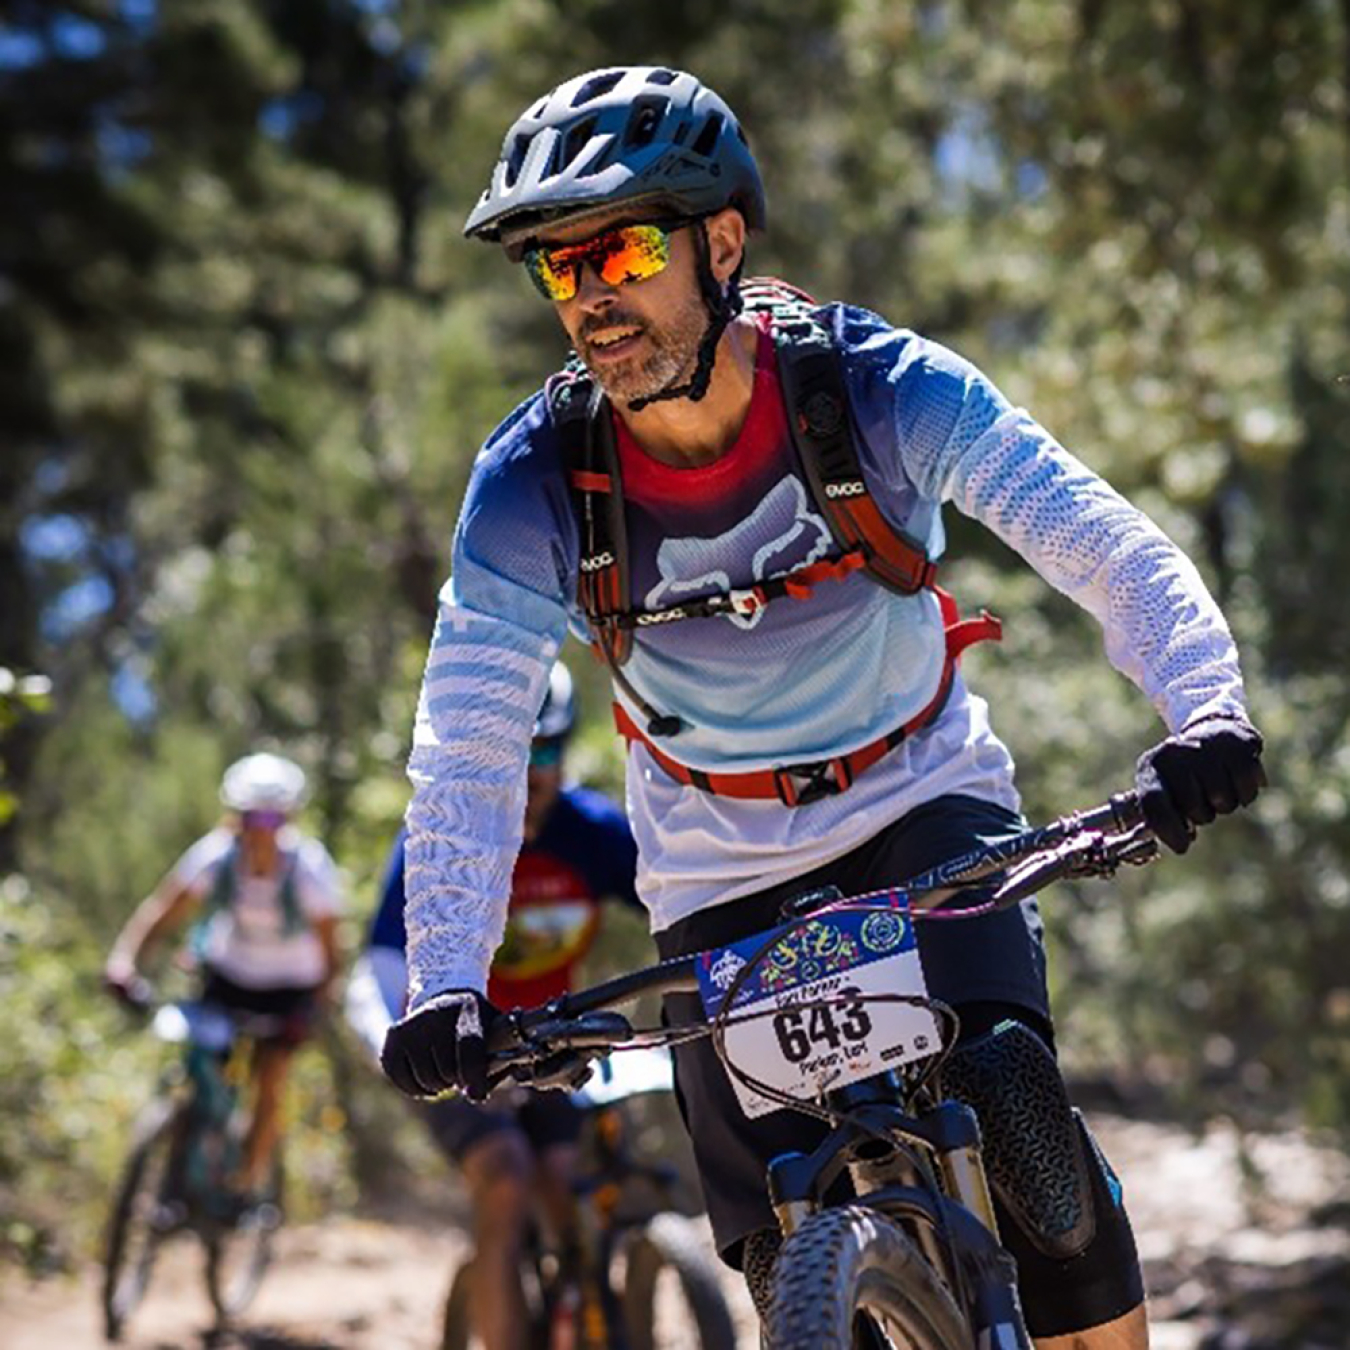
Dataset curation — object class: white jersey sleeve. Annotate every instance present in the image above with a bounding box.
[293,837,344,920]
[168,828,233,898]
[402,399,577,1008]
[845,316,1249,734]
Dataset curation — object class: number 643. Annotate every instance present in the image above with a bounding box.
[771,989,872,1064]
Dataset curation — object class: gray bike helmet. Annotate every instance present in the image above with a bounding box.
[535,662,576,741]
[464,66,767,251]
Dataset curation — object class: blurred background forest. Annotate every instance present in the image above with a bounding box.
[3,0,1349,1275]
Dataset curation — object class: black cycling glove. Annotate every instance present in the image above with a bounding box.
[1135,714,1266,854]
[380,989,498,1102]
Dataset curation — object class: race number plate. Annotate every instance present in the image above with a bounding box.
[695,896,940,1119]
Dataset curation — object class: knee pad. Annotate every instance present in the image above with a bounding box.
[940,1018,1101,1260]
[740,1227,782,1323]
[940,1019,1143,1336]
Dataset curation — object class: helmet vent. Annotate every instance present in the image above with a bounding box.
[646,68,678,86]
[562,115,597,169]
[625,96,667,148]
[672,120,691,146]
[572,70,624,107]
[691,112,723,158]
[505,132,531,188]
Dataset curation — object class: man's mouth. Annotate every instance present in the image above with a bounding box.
[585,325,645,359]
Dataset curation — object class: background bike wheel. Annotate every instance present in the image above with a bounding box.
[101,1098,178,1342]
[440,1256,551,1350]
[203,1154,284,1325]
[440,1260,474,1350]
[622,1212,737,1350]
[764,1206,970,1350]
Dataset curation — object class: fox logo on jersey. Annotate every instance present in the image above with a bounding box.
[645,477,833,631]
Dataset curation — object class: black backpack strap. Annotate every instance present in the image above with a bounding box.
[551,371,633,667]
[773,318,936,596]
[550,370,685,737]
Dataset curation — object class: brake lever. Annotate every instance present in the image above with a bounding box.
[994,826,1160,906]
[484,1010,635,1093]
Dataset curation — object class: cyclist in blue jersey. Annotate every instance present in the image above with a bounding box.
[349,663,641,1350]
[379,68,1266,1350]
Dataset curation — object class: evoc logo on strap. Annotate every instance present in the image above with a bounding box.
[580,552,615,573]
[824,480,866,499]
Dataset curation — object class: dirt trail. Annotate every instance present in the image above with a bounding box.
[2,1113,1348,1350]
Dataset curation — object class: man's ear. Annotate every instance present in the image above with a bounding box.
[704,207,747,285]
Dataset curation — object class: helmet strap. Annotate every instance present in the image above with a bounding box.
[626,221,743,412]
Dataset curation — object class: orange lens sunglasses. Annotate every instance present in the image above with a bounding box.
[522,218,693,302]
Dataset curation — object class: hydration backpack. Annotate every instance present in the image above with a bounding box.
[547,279,1000,803]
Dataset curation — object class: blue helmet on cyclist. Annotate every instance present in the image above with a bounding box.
[463,66,766,250]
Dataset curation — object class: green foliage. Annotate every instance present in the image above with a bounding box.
[0,670,52,827]
[5,0,1350,1264]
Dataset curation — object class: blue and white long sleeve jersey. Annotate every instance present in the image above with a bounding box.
[404,303,1248,1006]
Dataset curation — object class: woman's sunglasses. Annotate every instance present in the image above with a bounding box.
[240,809,288,831]
[522,217,694,303]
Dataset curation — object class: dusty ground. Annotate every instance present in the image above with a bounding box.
[3,1112,1348,1349]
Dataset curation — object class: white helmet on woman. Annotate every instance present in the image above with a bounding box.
[535,663,576,742]
[220,752,308,813]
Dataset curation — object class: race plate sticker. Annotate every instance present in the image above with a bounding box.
[696,896,940,1119]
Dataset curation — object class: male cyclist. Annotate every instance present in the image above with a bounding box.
[381,67,1266,1349]
[348,662,641,1350]
[105,751,343,1203]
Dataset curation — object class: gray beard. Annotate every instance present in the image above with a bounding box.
[580,295,706,406]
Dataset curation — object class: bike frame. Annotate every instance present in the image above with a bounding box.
[450,1057,689,1350]
[150,1003,256,1221]
[484,791,1156,1349]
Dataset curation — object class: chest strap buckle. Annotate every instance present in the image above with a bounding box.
[772,756,855,807]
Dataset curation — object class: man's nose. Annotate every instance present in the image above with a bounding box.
[573,259,618,310]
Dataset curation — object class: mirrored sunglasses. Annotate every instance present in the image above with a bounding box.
[240,809,288,831]
[522,218,692,303]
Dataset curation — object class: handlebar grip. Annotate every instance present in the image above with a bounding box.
[1109,790,1145,831]
[1075,790,1144,835]
[105,973,155,1014]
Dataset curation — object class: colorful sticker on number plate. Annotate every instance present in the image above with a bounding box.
[696,895,939,1118]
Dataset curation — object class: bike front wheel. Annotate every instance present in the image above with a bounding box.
[203,1153,284,1325]
[622,1212,737,1350]
[440,1255,551,1350]
[102,1097,179,1342]
[764,1206,970,1350]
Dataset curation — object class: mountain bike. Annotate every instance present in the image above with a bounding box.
[440,1046,738,1350]
[101,1000,286,1341]
[478,791,1159,1349]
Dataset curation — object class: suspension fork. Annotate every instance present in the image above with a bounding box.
[832,1079,965,1284]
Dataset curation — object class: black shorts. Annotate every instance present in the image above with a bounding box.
[420,1087,585,1165]
[653,794,1049,1262]
[200,970,320,1047]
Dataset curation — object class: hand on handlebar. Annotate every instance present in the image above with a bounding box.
[103,959,153,1012]
[1135,714,1266,854]
[380,988,501,1102]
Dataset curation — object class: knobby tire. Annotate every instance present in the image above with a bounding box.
[101,1097,178,1341]
[204,1153,283,1324]
[441,1255,551,1350]
[765,1206,969,1350]
[622,1212,737,1350]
